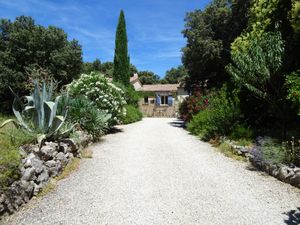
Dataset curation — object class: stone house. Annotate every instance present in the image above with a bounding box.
[130,74,189,117]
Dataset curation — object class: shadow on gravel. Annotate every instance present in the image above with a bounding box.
[169,119,186,128]
[108,127,123,134]
[283,207,300,225]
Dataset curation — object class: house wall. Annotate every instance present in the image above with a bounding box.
[132,81,142,91]
[139,101,177,117]
[139,91,177,117]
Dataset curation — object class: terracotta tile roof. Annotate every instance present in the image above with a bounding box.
[141,84,180,92]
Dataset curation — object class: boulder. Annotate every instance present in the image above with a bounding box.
[37,168,49,184]
[277,166,294,181]
[21,167,36,182]
[40,145,56,161]
[290,172,300,187]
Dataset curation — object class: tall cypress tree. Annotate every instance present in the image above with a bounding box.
[113,10,130,86]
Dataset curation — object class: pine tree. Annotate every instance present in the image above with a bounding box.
[113,10,130,86]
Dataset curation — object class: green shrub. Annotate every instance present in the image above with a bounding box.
[69,72,126,126]
[113,82,140,107]
[67,97,111,139]
[229,125,253,140]
[0,115,34,189]
[187,86,241,140]
[121,105,143,124]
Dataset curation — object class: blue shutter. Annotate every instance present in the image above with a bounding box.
[168,96,173,106]
[156,94,161,105]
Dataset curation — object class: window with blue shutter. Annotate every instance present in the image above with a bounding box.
[156,94,161,105]
[168,96,173,106]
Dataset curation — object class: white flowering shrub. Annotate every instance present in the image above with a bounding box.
[69,72,126,125]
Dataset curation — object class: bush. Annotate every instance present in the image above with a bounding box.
[121,105,143,124]
[179,92,209,121]
[69,72,126,126]
[229,125,253,141]
[113,82,140,107]
[187,86,241,140]
[0,115,34,189]
[67,97,111,139]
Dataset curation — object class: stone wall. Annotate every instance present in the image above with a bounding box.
[0,131,92,217]
[223,139,300,189]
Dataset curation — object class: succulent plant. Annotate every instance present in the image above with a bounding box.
[0,79,71,147]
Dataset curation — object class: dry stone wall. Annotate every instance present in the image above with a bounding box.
[0,131,92,217]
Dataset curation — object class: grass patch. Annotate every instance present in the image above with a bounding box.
[217,142,246,161]
[235,138,253,147]
[0,115,35,189]
[82,148,93,158]
[56,158,81,181]
[37,179,57,197]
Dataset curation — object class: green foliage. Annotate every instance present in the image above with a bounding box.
[0,79,69,146]
[138,71,160,84]
[285,70,300,114]
[179,91,209,121]
[218,142,246,161]
[0,115,34,189]
[113,10,130,86]
[228,32,284,100]
[69,72,126,126]
[0,16,83,114]
[163,65,188,84]
[121,105,143,124]
[229,125,253,141]
[182,0,251,90]
[83,58,101,74]
[187,87,241,140]
[113,82,140,107]
[290,0,300,36]
[67,96,111,139]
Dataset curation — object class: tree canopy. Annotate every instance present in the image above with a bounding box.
[0,16,82,113]
[162,65,188,84]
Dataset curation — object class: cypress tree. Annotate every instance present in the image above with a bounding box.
[113,10,130,86]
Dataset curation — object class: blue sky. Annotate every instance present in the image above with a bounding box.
[0,0,210,77]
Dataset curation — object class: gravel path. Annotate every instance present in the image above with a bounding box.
[4,118,300,225]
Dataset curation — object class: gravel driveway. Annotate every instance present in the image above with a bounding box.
[4,118,300,225]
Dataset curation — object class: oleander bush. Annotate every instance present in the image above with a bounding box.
[179,91,209,122]
[69,72,127,126]
[121,105,143,124]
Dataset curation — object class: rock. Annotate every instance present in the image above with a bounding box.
[33,183,42,196]
[37,168,49,184]
[56,152,68,167]
[24,153,36,168]
[40,145,56,161]
[45,160,56,168]
[31,158,44,174]
[277,166,294,181]
[21,168,36,181]
[60,139,79,153]
[290,172,300,187]
[0,203,5,213]
[58,143,69,153]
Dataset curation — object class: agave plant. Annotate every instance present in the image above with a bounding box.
[0,79,71,147]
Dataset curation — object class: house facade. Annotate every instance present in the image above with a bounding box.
[130,74,189,117]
